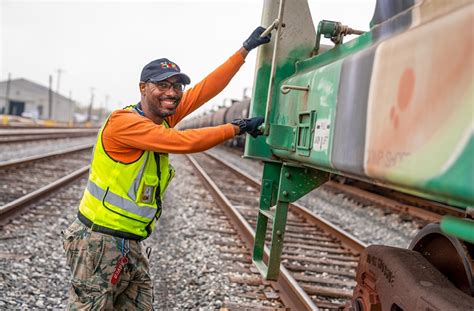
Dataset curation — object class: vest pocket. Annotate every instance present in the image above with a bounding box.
[137,175,159,204]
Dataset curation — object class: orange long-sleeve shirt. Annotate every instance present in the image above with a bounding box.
[102,51,245,163]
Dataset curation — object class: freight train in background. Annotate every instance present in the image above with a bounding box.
[181,0,473,310]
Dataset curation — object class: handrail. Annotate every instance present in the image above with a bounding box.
[263,0,286,136]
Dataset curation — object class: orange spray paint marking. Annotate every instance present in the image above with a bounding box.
[397,68,415,111]
[391,67,415,129]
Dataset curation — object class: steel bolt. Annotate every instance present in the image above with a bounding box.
[276,230,281,236]
[282,191,288,197]
[285,172,291,178]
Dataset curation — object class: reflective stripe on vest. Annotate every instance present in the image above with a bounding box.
[87,180,156,220]
[127,152,149,201]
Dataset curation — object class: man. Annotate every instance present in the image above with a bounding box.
[62,26,270,310]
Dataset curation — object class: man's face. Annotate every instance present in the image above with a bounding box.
[140,76,184,118]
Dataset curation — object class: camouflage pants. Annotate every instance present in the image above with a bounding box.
[62,219,153,310]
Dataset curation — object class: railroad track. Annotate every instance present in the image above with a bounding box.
[0,145,93,223]
[323,180,465,224]
[0,128,98,143]
[187,152,367,310]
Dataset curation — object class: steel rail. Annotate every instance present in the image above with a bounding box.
[204,151,367,254]
[0,165,89,222]
[368,184,465,218]
[0,128,98,136]
[186,154,318,311]
[0,134,97,144]
[0,143,94,169]
[324,182,446,223]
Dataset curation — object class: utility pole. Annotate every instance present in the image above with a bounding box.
[48,75,53,119]
[56,68,64,95]
[87,87,95,122]
[68,90,73,126]
[55,68,65,122]
[5,73,11,114]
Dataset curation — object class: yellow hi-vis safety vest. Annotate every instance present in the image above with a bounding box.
[78,109,175,240]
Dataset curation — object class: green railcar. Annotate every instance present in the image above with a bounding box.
[246,0,473,309]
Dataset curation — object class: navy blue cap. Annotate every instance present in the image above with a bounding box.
[140,58,191,85]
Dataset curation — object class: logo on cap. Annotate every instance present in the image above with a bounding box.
[160,62,178,70]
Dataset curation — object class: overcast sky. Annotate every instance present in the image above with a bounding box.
[1,0,375,117]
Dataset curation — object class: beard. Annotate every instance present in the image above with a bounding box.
[150,96,181,118]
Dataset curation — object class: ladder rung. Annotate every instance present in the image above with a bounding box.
[259,209,275,221]
[252,259,268,277]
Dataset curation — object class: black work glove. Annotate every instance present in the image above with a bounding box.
[242,26,271,52]
[231,117,264,138]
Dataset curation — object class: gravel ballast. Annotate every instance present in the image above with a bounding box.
[0,154,270,309]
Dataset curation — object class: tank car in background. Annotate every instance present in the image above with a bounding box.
[244,0,474,310]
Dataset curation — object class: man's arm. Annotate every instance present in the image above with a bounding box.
[103,110,238,162]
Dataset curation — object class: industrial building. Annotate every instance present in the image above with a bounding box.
[0,78,74,123]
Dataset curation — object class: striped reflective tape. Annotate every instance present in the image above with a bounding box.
[87,180,156,220]
[128,152,149,201]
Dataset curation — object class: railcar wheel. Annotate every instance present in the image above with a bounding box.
[351,297,366,311]
[409,223,474,296]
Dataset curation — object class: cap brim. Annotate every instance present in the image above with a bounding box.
[148,72,191,85]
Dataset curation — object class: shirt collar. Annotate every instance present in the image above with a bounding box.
[134,102,145,116]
